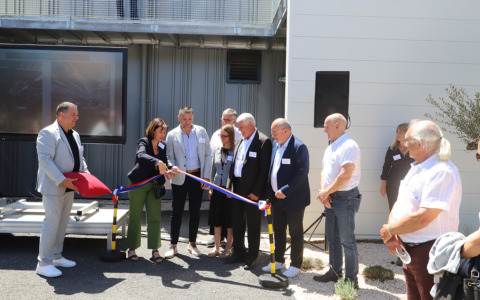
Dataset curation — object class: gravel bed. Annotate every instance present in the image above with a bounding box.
[282,242,408,299]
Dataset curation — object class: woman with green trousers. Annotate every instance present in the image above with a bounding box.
[126,118,173,262]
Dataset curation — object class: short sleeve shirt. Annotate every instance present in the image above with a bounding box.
[392,153,462,243]
[321,133,361,191]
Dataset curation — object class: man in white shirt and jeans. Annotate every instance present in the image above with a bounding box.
[313,113,361,289]
[380,120,462,300]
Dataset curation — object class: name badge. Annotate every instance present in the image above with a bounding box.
[282,158,291,164]
[199,138,206,143]
[227,156,233,161]
[249,151,257,158]
[393,154,401,161]
[158,142,165,149]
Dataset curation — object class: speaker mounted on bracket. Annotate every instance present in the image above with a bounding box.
[313,71,350,128]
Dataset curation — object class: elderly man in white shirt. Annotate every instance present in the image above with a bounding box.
[380,120,462,300]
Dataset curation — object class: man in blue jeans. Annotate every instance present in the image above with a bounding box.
[313,113,361,289]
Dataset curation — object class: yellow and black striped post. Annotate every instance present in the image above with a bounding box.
[259,199,288,288]
[266,204,277,276]
[100,193,126,262]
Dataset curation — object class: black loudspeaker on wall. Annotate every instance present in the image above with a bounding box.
[313,71,350,128]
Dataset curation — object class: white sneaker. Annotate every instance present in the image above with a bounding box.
[53,257,76,268]
[36,264,62,277]
[262,261,286,272]
[283,266,301,278]
[164,245,178,259]
[206,237,215,247]
[188,244,202,257]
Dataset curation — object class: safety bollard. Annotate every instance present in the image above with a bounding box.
[259,199,288,288]
[100,193,125,262]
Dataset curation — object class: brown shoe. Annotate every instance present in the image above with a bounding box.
[219,248,232,258]
[207,249,220,258]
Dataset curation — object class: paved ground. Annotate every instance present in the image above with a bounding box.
[0,207,296,300]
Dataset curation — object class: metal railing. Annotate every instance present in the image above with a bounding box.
[0,0,281,25]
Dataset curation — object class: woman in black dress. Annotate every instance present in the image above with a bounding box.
[207,125,235,258]
[380,123,414,211]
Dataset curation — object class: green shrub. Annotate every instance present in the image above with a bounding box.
[362,265,394,282]
[334,278,357,300]
[315,258,324,269]
[302,257,313,270]
[301,257,324,270]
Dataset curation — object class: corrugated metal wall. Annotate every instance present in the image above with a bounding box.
[0,45,286,198]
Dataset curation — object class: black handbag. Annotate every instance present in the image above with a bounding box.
[152,179,165,199]
[463,257,480,300]
[435,271,465,300]
[435,256,480,300]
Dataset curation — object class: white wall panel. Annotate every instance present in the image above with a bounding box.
[292,1,480,22]
[287,1,480,236]
[289,14,480,43]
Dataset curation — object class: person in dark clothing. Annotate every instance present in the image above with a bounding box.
[380,123,414,211]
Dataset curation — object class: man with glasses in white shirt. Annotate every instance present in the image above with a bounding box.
[380,120,462,300]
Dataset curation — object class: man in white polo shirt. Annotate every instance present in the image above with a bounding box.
[380,120,462,300]
[313,113,361,289]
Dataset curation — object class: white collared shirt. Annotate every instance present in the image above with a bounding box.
[271,135,292,192]
[392,153,462,243]
[234,129,257,177]
[321,133,361,191]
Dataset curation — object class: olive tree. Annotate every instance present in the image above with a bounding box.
[425,85,480,150]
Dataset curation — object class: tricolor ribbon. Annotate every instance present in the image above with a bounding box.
[176,169,271,215]
[109,169,271,215]
[111,172,169,204]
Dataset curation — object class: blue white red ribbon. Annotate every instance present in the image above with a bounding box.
[110,169,271,215]
[176,169,271,215]
[111,172,167,204]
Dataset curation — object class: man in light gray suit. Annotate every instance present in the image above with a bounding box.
[165,106,211,258]
[36,102,88,277]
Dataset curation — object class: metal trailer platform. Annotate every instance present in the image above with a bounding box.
[0,200,128,250]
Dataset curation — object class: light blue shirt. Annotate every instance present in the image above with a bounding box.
[181,126,201,171]
[271,135,292,192]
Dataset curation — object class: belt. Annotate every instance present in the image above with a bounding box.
[186,168,201,174]
[331,187,358,197]
[404,240,435,249]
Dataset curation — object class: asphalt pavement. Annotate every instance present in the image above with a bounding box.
[0,207,295,300]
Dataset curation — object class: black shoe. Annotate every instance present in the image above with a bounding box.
[243,258,256,270]
[313,269,340,283]
[345,278,359,290]
[224,254,245,264]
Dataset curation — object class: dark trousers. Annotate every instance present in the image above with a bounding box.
[403,241,435,300]
[231,192,261,260]
[170,171,203,244]
[272,203,305,269]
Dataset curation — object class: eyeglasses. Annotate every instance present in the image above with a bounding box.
[221,118,233,123]
[476,153,480,161]
[271,128,285,136]
[402,137,415,144]
[220,134,228,139]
